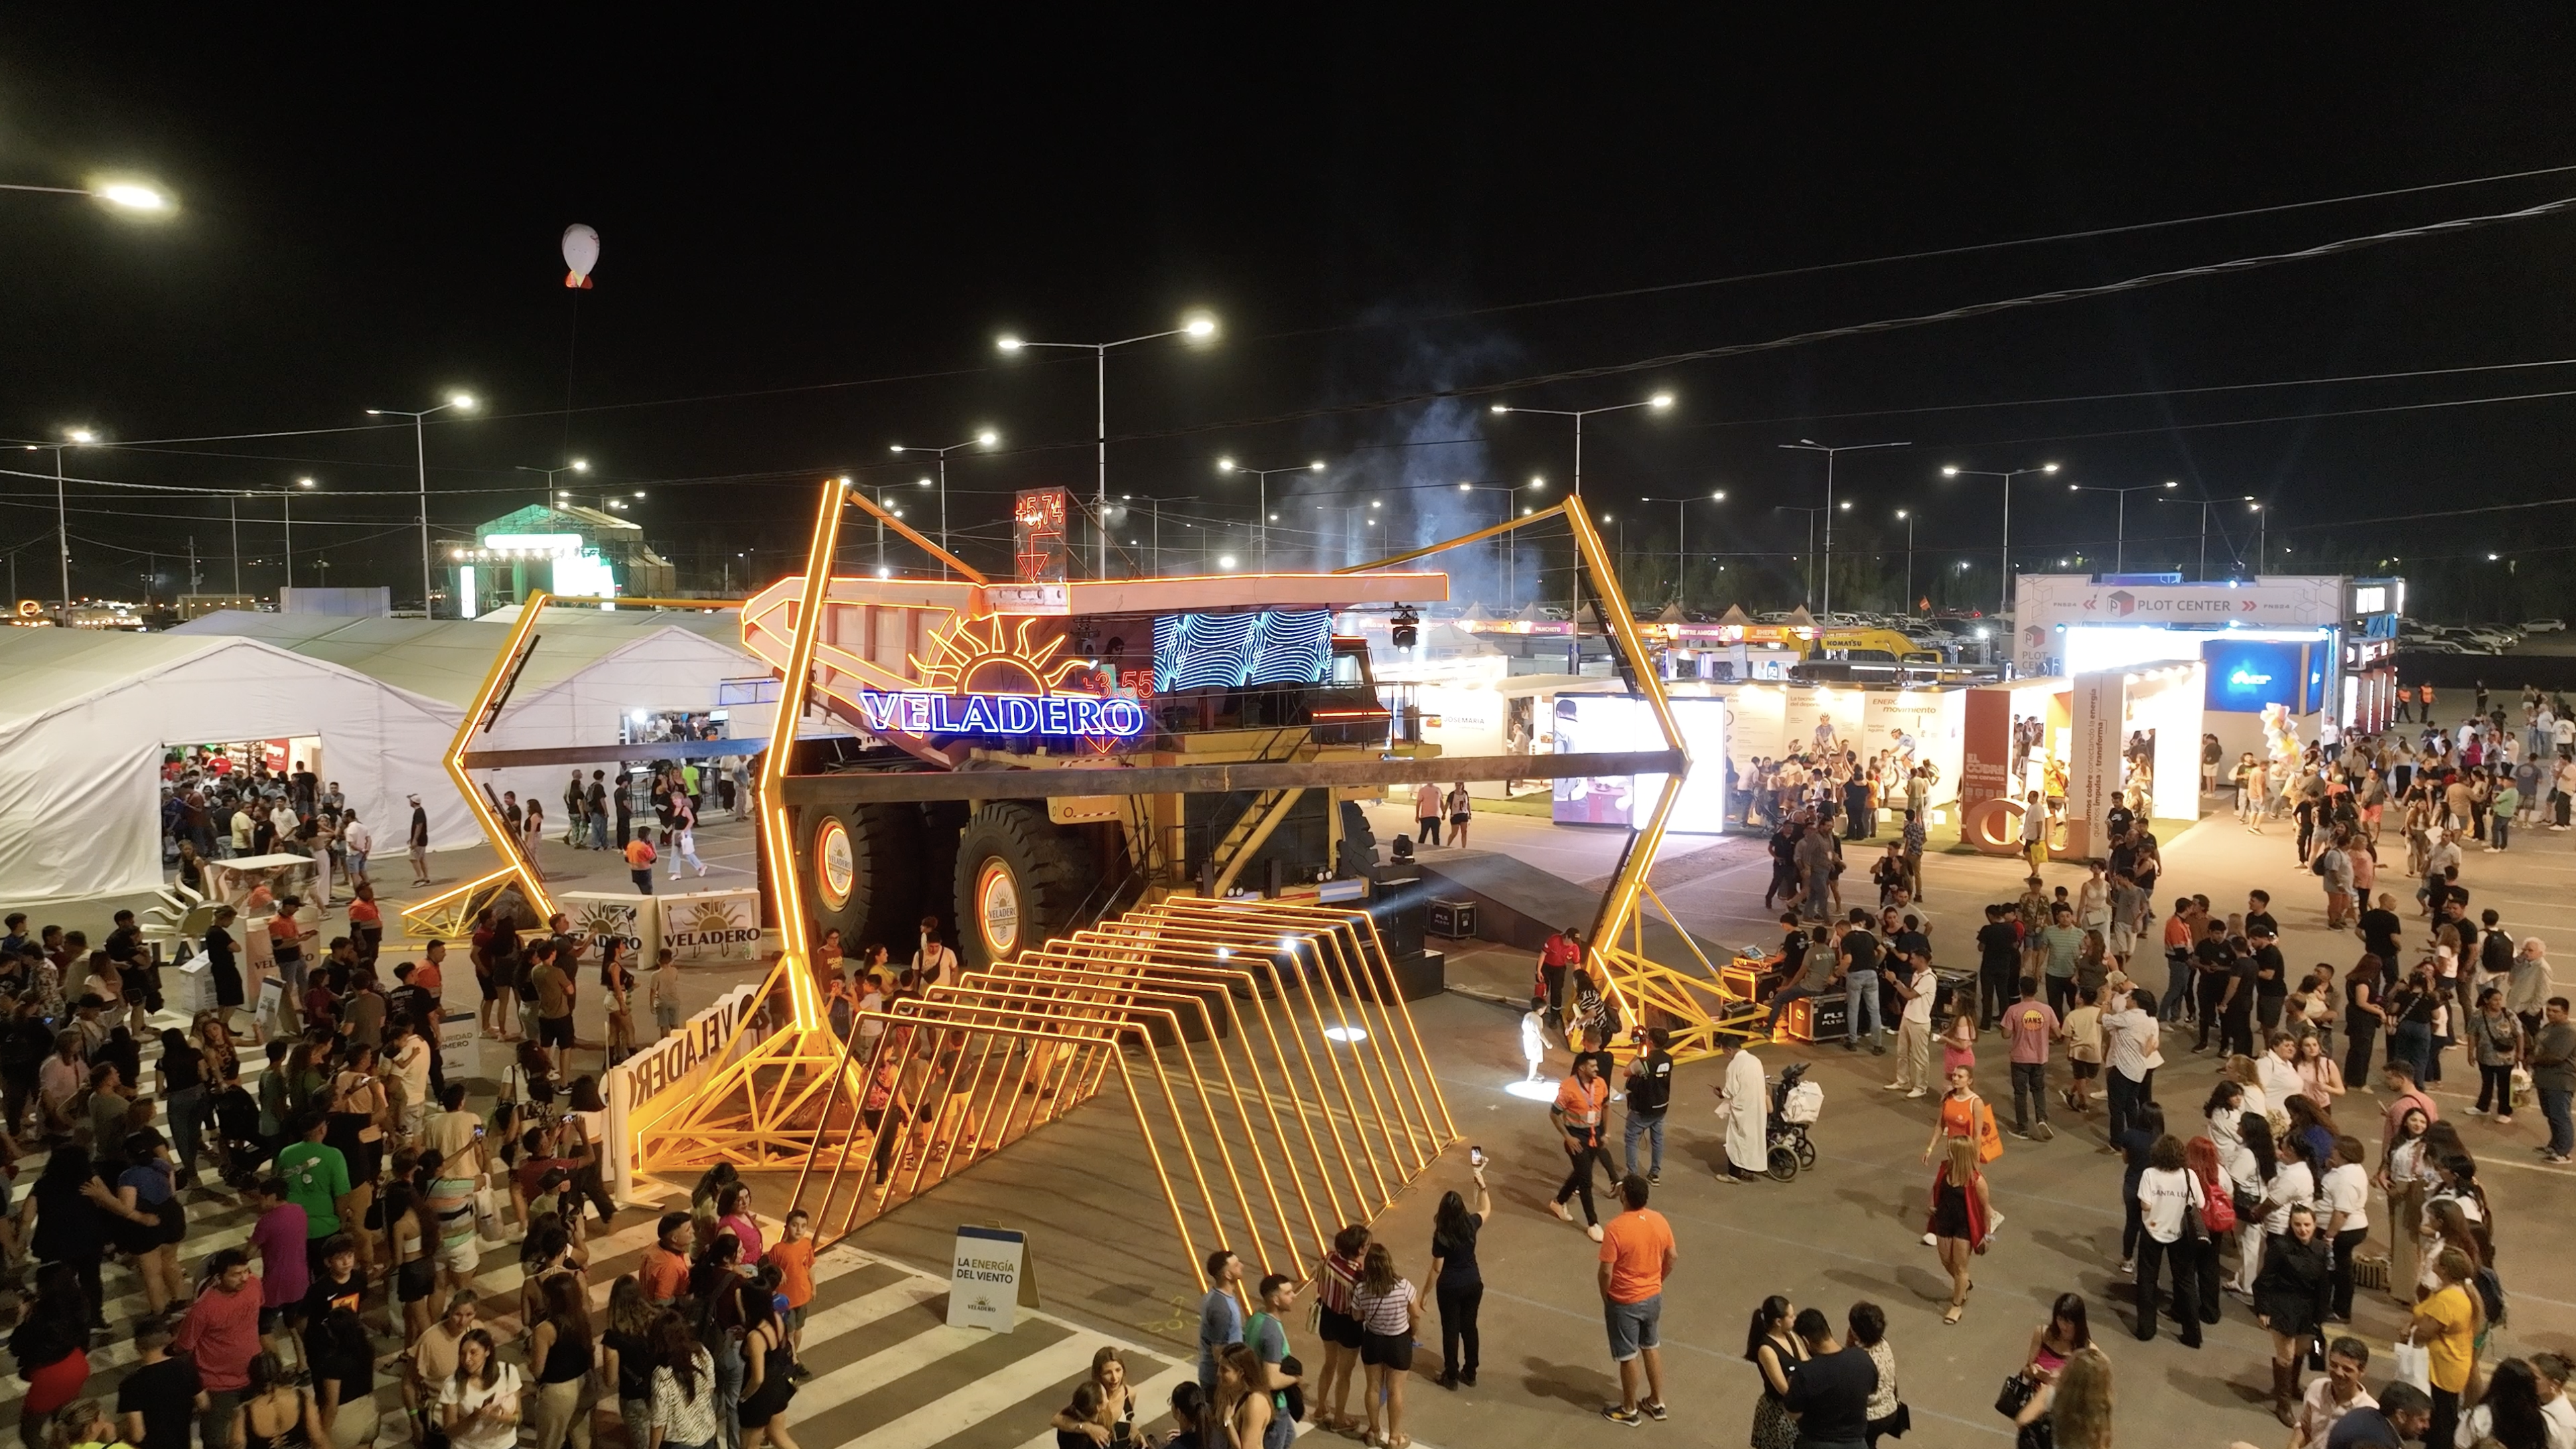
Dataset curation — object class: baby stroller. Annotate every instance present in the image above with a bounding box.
[1765,1061,1824,1183]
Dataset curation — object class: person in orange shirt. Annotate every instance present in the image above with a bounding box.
[638,1211,693,1305]
[1596,1175,1676,1426]
[624,828,658,896]
[765,1209,817,1373]
[2158,895,2199,1026]
[1549,1057,1611,1240]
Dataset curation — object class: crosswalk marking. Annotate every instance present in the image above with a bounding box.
[846,1332,1101,1449]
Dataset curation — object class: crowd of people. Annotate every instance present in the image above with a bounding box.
[1486,705,2576,1448]
[0,874,851,1449]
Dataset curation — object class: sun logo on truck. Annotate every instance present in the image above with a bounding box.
[910,613,1086,695]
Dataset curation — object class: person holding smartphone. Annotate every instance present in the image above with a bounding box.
[1429,1161,1489,1390]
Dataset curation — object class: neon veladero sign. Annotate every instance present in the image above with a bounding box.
[854,689,1149,739]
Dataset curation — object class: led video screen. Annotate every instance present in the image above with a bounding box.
[1551,695,1730,832]
[1153,610,1332,692]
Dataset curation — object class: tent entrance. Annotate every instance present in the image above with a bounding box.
[622,708,715,745]
[161,734,321,862]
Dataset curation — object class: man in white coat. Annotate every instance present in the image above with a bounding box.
[1713,1043,1765,1185]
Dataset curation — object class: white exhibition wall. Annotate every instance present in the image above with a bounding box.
[474,627,766,810]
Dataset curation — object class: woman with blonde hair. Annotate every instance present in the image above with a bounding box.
[1926,1136,1989,1324]
[2408,1245,2484,1448]
[2013,1344,2113,1448]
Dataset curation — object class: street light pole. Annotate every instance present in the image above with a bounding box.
[1938,461,2061,618]
[21,431,96,616]
[1894,509,1915,613]
[1779,439,1910,622]
[2066,480,2179,571]
[514,459,589,520]
[1639,490,1727,611]
[1218,457,1327,570]
[890,430,999,577]
[998,318,1216,577]
[279,477,317,589]
[365,394,476,617]
[1490,392,1675,669]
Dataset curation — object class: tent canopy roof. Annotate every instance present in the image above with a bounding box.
[0,629,455,731]
[169,609,751,707]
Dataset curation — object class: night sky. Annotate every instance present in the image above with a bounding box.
[6,16,2576,618]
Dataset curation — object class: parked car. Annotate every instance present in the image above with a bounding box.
[2525,617,2566,633]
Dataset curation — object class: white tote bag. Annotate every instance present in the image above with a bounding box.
[2392,1337,2432,1393]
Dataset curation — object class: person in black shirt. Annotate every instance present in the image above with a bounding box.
[2358,895,2404,966]
[1837,917,1883,1055]
[1780,1307,1875,1447]
[2248,927,2289,1036]
[1622,1028,1674,1183]
[2244,891,2280,943]
[1772,913,1809,999]
[2193,921,2234,1053]
[2220,939,2260,1058]
[119,1324,202,1449]
[1975,905,2020,1031]
[1765,825,1800,912]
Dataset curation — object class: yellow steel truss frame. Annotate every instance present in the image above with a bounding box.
[397,592,743,943]
[623,476,1456,1277]
[1337,500,1760,1061]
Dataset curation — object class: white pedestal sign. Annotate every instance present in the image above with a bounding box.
[947,1225,1027,1332]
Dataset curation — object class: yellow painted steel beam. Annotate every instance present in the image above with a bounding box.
[844,488,989,585]
[425,599,557,926]
[758,478,851,1034]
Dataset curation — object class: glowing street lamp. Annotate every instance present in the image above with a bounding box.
[1780,438,1910,623]
[1487,392,1676,668]
[1639,489,1729,611]
[1938,461,2058,616]
[890,429,1000,575]
[2066,479,2179,571]
[21,428,100,614]
[996,315,1218,576]
[366,393,477,617]
[1216,456,1325,569]
[516,458,589,519]
[0,178,174,214]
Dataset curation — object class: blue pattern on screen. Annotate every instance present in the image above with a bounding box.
[1153,610,1332,692]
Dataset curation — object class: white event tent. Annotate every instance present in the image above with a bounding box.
[171,609,760,814]
[0,629,472,901]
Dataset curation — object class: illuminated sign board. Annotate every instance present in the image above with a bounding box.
[853,690,1148,739]
[1013,488,1070,583]
[481,532,586,554]
[2204,641,2303,712]
[552,552,619,600]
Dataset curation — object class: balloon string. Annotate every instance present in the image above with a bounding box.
[559,289,582,461]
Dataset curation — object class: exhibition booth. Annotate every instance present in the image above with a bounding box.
[2011,573,2404,760]
[1954,662,2208,859]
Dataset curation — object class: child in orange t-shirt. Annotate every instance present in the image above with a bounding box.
[766,1209,818,1364]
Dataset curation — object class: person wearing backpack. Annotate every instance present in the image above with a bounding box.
[1244,1272,1303,1448]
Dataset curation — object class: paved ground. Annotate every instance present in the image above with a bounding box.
[39,790,2576,1447]
[1332,791,2576,1448]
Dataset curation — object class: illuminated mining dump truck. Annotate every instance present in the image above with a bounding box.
[739,567,1465,966]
